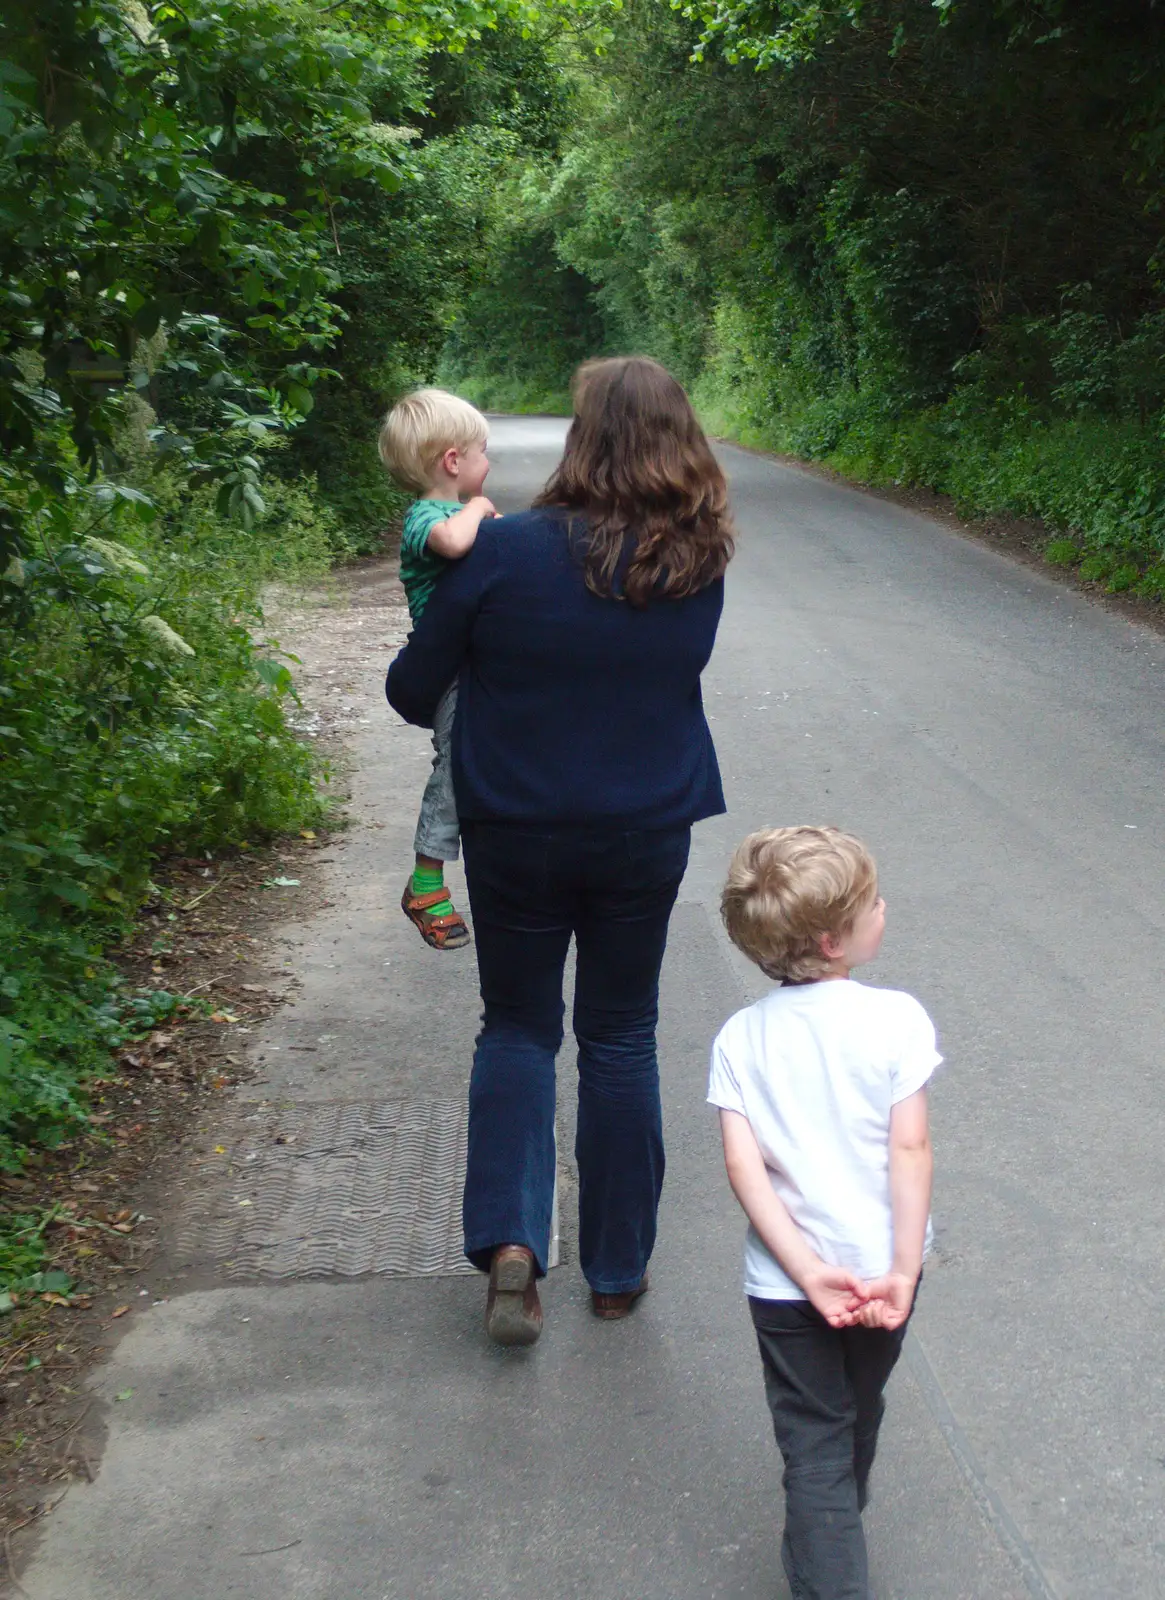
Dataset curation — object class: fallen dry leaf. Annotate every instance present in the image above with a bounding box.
[111,1305,130,1319]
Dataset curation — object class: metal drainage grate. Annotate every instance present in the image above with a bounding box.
[176,1098,475,1279]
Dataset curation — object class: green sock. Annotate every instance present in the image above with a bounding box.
[412,862,452,917]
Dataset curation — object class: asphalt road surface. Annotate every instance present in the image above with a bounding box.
[20,418,1165,1600]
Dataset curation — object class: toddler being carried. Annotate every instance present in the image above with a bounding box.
[378,388,495,949]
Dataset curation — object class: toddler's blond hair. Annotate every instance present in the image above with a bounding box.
[721,826,878,982]
[378,387,488,493]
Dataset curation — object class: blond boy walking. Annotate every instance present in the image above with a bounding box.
[709,826,938,1600]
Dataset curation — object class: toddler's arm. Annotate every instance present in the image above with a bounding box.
[860,1087,932,1330]
[425,496,496,559]
[719,1110,868,1328]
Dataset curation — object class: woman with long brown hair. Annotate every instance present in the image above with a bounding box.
[386,356,734,1345]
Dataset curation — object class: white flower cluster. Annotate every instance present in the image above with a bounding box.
[366,123,421,146]
[139,614,196,657]
[84,537,150,577]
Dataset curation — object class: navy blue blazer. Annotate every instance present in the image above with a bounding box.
[385,509,726,830]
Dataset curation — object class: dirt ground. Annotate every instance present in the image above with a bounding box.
[0,559,403,1572]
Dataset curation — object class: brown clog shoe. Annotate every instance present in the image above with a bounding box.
[591,1272,650,1320]
[485,1245,543,1347]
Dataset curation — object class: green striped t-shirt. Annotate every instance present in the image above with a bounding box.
[399,498,462,622]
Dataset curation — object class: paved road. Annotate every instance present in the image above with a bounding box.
[20,419,1165,1599]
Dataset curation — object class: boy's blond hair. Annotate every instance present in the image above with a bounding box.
[721,826,878,982]
[378,387,488,493]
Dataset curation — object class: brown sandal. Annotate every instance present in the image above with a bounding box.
[401,880,471,949]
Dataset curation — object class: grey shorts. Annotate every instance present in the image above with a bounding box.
[413,683,459,862]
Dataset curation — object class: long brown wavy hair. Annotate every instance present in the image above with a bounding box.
[534,356,734,607]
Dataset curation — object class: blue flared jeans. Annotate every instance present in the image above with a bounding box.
[460,821,691,1294]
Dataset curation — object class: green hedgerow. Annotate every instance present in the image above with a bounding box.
[1078,552,1117,584]
[0,453,334,1167]
[1105,564,1140,593]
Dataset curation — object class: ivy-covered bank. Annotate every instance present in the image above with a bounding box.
[445,0,1165,601]
[0,0,582,1174]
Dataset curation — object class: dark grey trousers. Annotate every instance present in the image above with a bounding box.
[749,1295,913,1600]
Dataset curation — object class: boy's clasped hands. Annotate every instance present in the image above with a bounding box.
[798,1261,917,1331]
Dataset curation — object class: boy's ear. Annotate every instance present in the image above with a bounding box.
[819,929,846,960]
[440,446,461,477]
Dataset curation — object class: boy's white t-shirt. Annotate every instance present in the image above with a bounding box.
[707,979,941,1300]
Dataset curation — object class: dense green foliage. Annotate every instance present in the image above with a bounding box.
[7,0,1165,1178]
[446,0,1165,597]
[0,0,584,1169]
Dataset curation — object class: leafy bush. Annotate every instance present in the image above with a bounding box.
[762,391,1165,581]
[0,1212,55,1299]
[0,919,189,1168]
[0,444,334,1164]
[1136,566,1165,602]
